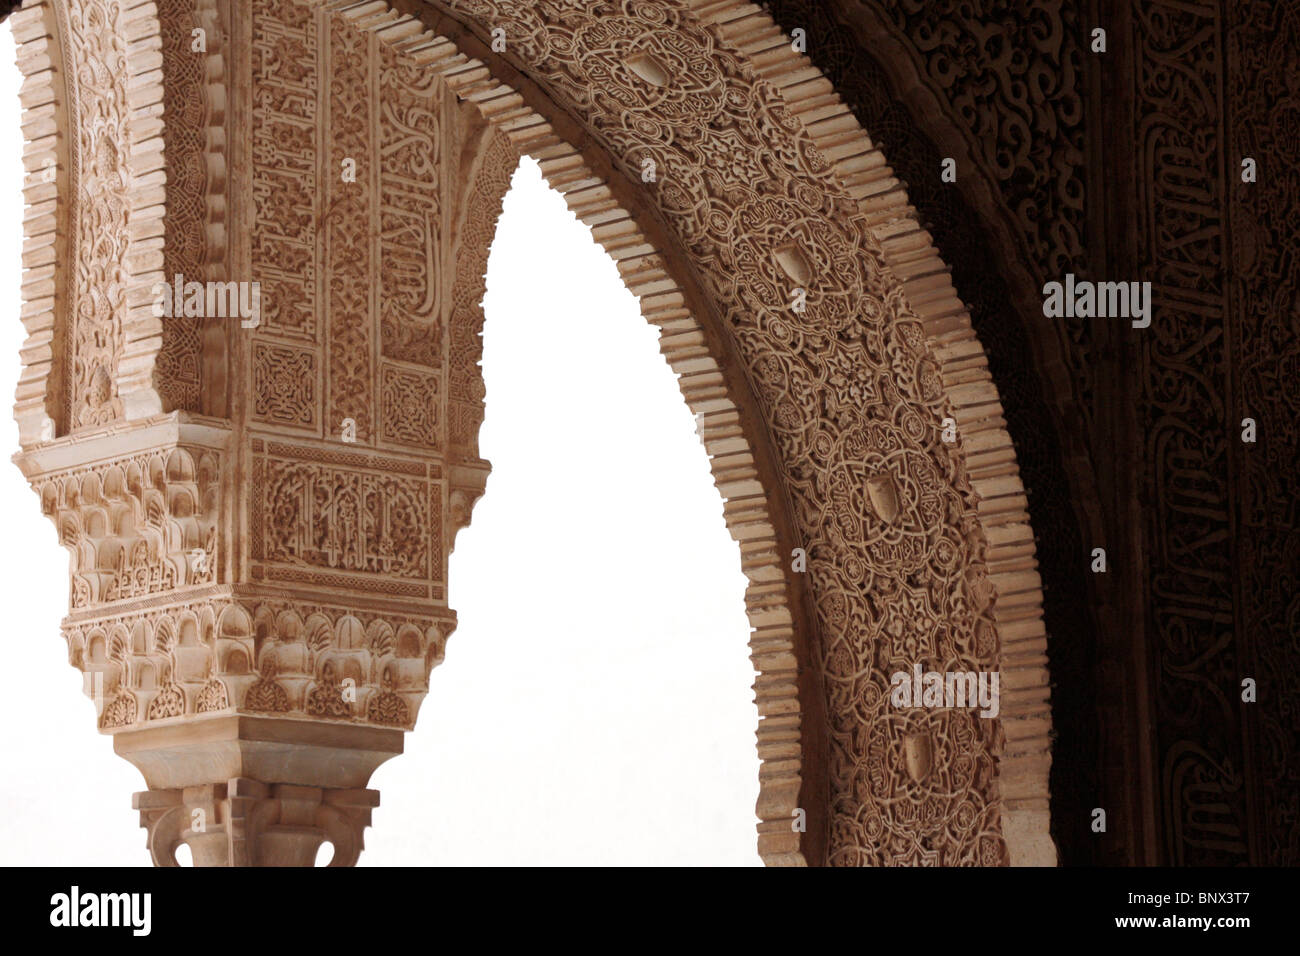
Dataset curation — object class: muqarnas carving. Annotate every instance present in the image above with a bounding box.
[66,596,452,732]
[35,447,219,608]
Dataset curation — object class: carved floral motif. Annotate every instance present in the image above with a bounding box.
[64,0,131,429]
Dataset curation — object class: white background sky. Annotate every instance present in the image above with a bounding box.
[0,24,761,866]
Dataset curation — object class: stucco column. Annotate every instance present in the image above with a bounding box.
[10,0,511,864]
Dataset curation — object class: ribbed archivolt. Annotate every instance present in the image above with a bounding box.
[11,0,65,446]
[694,0,1055,865]
[117,0,170,420]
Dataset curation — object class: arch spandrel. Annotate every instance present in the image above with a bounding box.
[9,0,1055,865]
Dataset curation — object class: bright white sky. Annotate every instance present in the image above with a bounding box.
[0,24,760,866]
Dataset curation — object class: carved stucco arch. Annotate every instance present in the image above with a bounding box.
[766,0,1112,585]
[317,0,1055,867]
[755,0,1113,862]
[11,0,1054,865]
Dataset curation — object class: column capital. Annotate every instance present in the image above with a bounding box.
[134,779,380,867]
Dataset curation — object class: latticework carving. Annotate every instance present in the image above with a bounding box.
[156,0,227,414]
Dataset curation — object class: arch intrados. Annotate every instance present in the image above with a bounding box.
[337,0,828,864]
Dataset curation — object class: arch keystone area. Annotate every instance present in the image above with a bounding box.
[9,0,1053,866]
